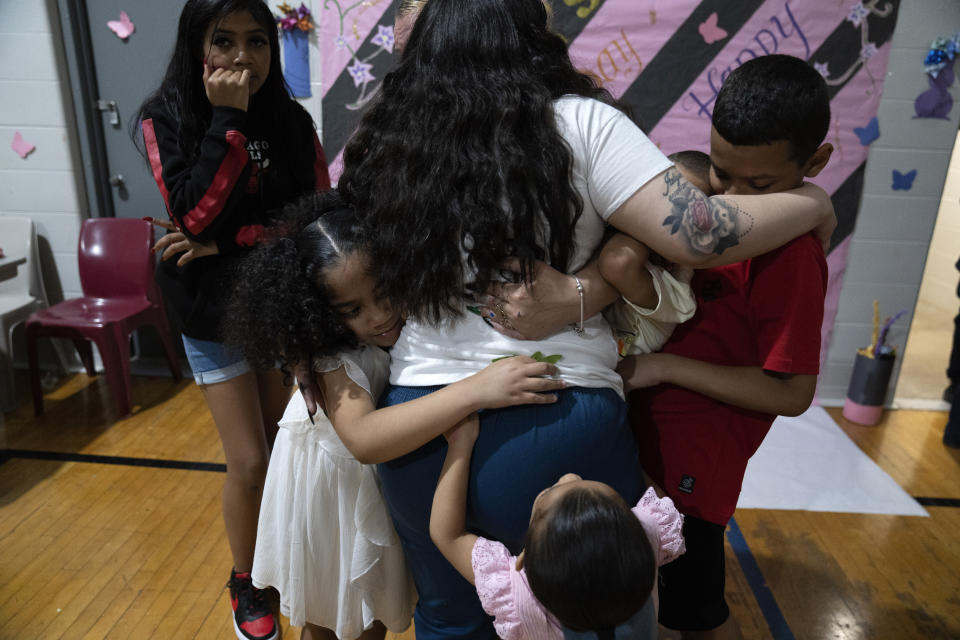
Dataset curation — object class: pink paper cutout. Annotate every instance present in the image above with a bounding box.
[11,131,35,159]
[698,13,728,45]
[107,11,135,40]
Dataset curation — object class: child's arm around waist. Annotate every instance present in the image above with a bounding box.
[622,236,826,416]
[429,415,481,584]
[322,355,564,464]
[621,355,816,417]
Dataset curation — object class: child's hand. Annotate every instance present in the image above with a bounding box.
[617,353,668,393]
[203,64,251,111]
[444,413,479,450]
[149,221,219,267]
[465,355,564,410]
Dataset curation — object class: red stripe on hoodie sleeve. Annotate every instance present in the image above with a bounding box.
[142,118,171,212]
[181,130,249,235]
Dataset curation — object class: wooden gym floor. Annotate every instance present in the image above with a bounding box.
[1,371,958,639]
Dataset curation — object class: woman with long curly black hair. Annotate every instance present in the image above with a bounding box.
[332,1,835,638]
[134,2,329,638]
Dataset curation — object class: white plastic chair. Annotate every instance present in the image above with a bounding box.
[0,216,68,410]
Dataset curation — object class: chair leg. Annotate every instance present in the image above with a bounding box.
[50,338,71,376]
[0,324,15,412]
[73,339,97,377]
[94,327,133,418]
[150,309,183,382]
[25,324,45,417]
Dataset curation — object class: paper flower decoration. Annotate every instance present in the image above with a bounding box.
[276,3,313,32]
[924,33,960,77]
[347,59,375,87]
[371,25,395,54]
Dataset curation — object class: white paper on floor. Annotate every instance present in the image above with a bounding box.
[737,406,928,516]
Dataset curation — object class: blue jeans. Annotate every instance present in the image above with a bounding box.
[377,385,643,639]
[181,335,250,385]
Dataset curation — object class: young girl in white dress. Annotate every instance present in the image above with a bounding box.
[225,191,566,640]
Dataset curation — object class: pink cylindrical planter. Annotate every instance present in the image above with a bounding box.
[842,352,895,426]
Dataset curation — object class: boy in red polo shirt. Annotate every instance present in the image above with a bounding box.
[622,54,834,639]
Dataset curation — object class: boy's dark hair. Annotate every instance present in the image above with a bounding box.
[224,190,365,373]
[713,54,830,164]
[523,486,655,635]
[668,150,711,178]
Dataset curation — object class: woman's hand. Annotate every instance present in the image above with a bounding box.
[149,218,219,267]
[460,355,565,410]
[203,64,251,111]
[480,258,586,340]
[443,413,479,451]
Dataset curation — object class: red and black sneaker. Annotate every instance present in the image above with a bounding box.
[227,569,278,640]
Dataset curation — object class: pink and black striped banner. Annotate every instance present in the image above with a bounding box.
[315,0,901,362]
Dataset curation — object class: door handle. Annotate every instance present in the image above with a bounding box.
[109,174,125,187]
[96,99,120,127]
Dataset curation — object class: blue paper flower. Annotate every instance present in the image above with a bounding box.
[924,33,960,77]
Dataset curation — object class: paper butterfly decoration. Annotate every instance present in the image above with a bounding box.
[853,117,880,146]
[698,13,728,45]
[891,169,917,191]
[10,131,35,159]
[915,59,954,119]
[107,11,135,40]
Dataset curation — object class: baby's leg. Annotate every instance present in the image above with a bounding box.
[598,234,658,308]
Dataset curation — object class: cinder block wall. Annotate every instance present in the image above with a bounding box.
[0,0,85,303]
[817,0,960,405]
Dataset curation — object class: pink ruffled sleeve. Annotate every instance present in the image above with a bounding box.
[633,487,686,566]
[472,537,525,640]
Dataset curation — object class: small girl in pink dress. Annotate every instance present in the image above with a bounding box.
[429,414,686,640]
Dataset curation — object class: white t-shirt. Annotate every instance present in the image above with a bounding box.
[389,96,673,397]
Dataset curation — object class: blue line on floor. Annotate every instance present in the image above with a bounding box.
[727,517,795,640]
[1,449,226,473]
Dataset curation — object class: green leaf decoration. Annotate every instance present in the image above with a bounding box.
[491,352,564,363]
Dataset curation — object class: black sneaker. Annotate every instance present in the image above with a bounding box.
[227,569,278,640]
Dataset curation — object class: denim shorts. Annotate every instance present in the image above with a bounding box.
[181,335,251,385]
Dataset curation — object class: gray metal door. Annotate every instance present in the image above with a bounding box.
[57,1,190,360]
[77,0,187,220]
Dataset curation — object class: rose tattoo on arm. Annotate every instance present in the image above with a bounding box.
[660,168,753,256]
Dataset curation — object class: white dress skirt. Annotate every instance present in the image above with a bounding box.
[251,345,417,638]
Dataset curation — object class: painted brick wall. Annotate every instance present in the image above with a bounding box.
[0,0,85,303]
[818,0,960,405]
[916,130,960,316]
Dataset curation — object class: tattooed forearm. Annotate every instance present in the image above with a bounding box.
[660,168,754,256]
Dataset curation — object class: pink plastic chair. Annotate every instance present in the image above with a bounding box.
[25,219,182,417]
